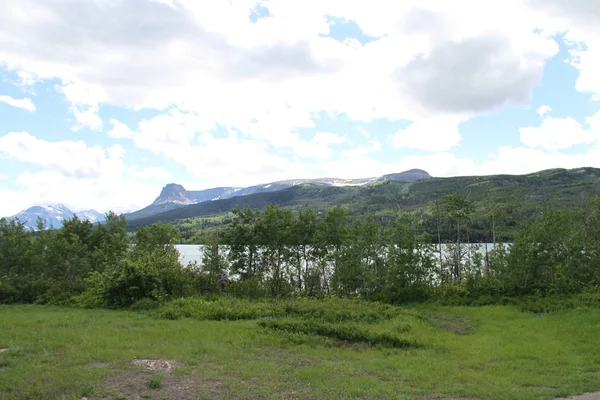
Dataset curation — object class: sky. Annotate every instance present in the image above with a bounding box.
[1,0,600,216]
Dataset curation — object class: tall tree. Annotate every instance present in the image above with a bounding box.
[315,205,349,294]
[222,207,260,280]
[442,194,474,281]
[290,205,317,294]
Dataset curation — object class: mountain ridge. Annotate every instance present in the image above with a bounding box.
[124,167,600,237]
[5,204,105,231]
[125,169,432,220]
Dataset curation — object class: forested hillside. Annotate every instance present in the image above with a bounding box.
[126,167,600,243]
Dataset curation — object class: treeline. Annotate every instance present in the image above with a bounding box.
[1,194,600,308]
[0,213,190,307]
[212,195,600,302]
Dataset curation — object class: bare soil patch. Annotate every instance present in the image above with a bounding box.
[418,397,479,400]
[94,359,228,400]
[0,348,8,353]
[131,358,180,372]
[556,393,600,400]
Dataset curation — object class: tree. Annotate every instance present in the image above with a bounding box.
[442,194,474,281]
[384,215,434,303]
[254,204,294,296]
[222,207,260,280]
[0,218,35,303]
[290,205,317,294]
[314,205,349,294]
[78,222,187,308]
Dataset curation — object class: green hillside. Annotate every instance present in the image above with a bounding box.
[125,167,600,241]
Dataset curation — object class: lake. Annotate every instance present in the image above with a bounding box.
[174,243,511,268]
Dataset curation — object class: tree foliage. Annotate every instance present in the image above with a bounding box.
[2,193,600,307]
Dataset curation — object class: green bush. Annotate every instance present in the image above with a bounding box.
[152,296,405,322]
[129,298,160,311]
[152,297,280,321]
[280,297,401,323]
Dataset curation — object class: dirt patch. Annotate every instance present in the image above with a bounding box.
[556,393,600,400]
[418,397,479,400]
[0,348,8,354]
[97,365,227,400]
[131,359,180,372]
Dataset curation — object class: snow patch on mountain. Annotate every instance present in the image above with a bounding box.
[4,205,106,231]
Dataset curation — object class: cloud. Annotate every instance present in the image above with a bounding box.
[356,126,371,137]
[107,113,307,187]
[529,0,600,33]
[129,166,174,181]
[0,0,565,125]
[392,116,464,151]
[480,145,600,176]
[1,0,600,215]
[519,111,600,151]
[537,104,552,116]
[108,109,346,179]
[528,0,600,100]
[0,95,35,112]
[56,82,104,131]
[341,140,382,158]
[0,131,115,178]
[0,131,160,216]
[397,34,558,114]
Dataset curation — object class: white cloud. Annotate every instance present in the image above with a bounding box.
[519,111,600,151]
[0,95,35,112]
[107,114,306,187]
[0,131,159,216]
[0,0,562,127]
[56,82,104,131]
[341,140,382,158]
[537,104,552,116]
[356,126,371,137]
[528,0,600,100]
[392,116,464,152]
[567,34,600,101]
[108,110,346,184]
[293,132,347,159]
[1,0,600,214]
[0,131,112,178]
[130,166,174,181]
[479,145,600,176]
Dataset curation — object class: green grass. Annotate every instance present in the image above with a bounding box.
[1,300,600,399]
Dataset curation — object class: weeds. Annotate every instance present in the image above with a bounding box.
[152,296,403,322]
[148,378,162,389]
[258,318,418,348]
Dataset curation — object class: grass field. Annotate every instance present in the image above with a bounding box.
[1,299,600,400]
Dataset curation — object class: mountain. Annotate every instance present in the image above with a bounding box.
[5,204,105,231]
[378,169,431,182]
[126,169,432,220]
[125,167,600,240]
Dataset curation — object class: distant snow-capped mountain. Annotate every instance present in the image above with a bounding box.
[4,204,105,231]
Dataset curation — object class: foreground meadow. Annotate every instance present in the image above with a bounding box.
[1,299,600,400]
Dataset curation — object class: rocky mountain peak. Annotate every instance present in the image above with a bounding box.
[152,183,195,206]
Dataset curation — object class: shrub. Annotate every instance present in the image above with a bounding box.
[152,296,405,323]
[130,298,160,311]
